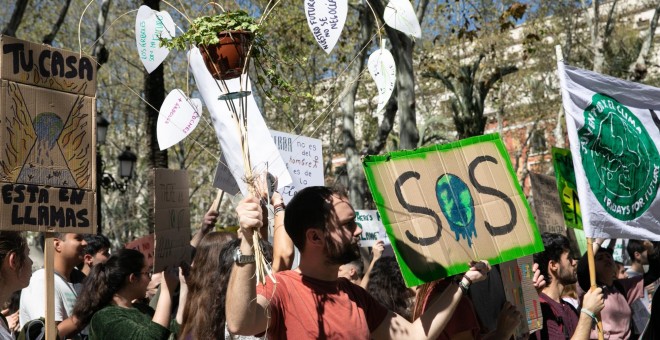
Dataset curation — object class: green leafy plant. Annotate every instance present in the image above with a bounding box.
[160,10,263,51]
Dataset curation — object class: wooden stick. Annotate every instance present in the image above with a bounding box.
[587,238,605,340]
[44,233,56,340]
[211,189,224,212]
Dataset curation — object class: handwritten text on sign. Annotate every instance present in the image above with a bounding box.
[1,184,93,231]
[304,0,347,54]
[270,130,324,204]
[153,169,191,272]
[135,6,175,73]
[355,210,384,247]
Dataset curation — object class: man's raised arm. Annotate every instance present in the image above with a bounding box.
[225,196,270,336]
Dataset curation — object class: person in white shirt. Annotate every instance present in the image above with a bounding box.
[19,233,87,337]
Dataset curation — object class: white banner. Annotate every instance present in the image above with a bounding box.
[557,62,660,240]
[189,48,292,197]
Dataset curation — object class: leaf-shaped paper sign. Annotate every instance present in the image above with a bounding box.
[157,89,201,150]
[135,5,175,73]
[304,0,348,54]
[384,0,421,38]
[368,48,396,113]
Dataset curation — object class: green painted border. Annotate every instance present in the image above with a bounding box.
[364,133,544,287]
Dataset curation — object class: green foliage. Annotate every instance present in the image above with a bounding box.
[160,10,262,51]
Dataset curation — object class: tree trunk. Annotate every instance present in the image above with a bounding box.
[144,0,167,233]
[628,4,660,81]
[92,0,112,67]
[42,0,72,45]
[2,0,29,37]
[341,2,372,209]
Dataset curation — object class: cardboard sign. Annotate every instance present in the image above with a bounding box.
[552,147,582,230]
[0,37,96,233]
[368,48,396,114]
[500,255,543,338]
[126,234,155,268]
[363,134,544,287]
[269,130,323,204]
[304,0,347,53]
[189,49,292,197]
[152,169,191,272]
[355,210,383,247]
[529,173,567,235]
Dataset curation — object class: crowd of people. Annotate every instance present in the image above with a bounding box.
[0,185,659,339]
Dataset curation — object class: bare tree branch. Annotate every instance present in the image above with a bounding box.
[628,3,660,81]
[2,0,29,37]
[42,0,72,45]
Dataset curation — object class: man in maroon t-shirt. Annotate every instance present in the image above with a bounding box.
[226,186,492,339]
[532,233,604,340]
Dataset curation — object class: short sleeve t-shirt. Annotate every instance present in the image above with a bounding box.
[19,269,82,327]
[531,292,579,340]
[255,270,389,339]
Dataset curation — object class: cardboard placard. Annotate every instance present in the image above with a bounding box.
[152,169,191,272]
[551,147,582,230]
[355,210,383,247]
[500,255,543,337]
[125,234,155,268]
[529,173,567,235]
[270,130,323,204]
[0,36,96,96]
[363,134,544,287]
[0,37,96,233]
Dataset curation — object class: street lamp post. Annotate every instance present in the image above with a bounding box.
[96,114,137,234]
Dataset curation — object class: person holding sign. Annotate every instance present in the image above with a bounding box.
[71,249,179,339]
[226,186,492,339]
[0,232,32,339]
[532,233,605,340]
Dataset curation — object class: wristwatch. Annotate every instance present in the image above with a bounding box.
[233,248,255,264]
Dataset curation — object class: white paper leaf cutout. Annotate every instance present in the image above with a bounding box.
[157,89,201,150]
[368,48,396,114]
[304,0,348,54]
[135,5,175,73]
[384,0,421,38]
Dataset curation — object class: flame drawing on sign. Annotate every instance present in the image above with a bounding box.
[1,82,90,188]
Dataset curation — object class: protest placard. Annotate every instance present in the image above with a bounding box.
[126,234,155,268]
[355,210,383,247]
[153,169,191,272]
[551,147,582,230]
[363,133,544,287]
[500,255,543,338]
[270,130,323,204]
[0,36,96,233]
[529,172,567,235]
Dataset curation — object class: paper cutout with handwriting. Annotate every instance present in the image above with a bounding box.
[135,5,175,73]
[368,48,396,114]
[384,0,421,38]
[304,0,348,53]
[157,89,201,150]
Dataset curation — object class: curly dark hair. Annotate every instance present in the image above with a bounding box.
[365,257,413,321]
[73,249,144,327]
[179,233,273,340]
[534,232,571,285]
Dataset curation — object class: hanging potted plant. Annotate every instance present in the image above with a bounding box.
[161,10,262,80]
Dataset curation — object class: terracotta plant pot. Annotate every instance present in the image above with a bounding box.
[200,30,253,80]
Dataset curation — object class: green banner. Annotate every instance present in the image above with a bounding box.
[363,134,544,287]
[551,147,583,230]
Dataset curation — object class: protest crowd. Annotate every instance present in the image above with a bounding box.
[2,4,660,340]
[0,185,658,340]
